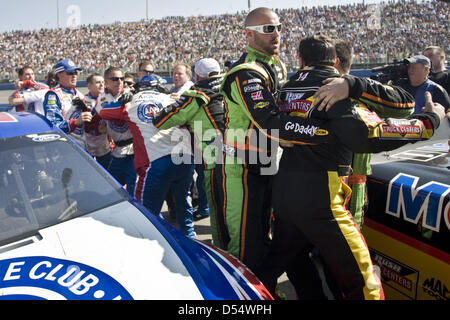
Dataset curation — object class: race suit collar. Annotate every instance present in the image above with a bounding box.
[246,46,279,66]
[302,65,339,74]
[60,85,77,95]
[87,92,98,100]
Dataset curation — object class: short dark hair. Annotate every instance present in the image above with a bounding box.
[423,45,445,57]
[138,60,155,72]
[104,66,122,79]
[86,73,103,84]
[335,39,353,73]
[298,34,336,67]
[18,65,33,76]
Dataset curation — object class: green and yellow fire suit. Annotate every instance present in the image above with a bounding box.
[216,47,335,270]
[153,75,228,247]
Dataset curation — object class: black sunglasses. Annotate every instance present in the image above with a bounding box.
[124,81,135,86]
[139,70,154,75]
[109,77,125,82]
[65,71,79,76]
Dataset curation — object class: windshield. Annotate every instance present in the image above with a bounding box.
[0,132,129,246]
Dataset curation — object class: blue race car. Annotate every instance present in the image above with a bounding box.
[0,111,273,300]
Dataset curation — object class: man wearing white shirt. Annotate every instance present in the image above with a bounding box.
[169,62,194,99]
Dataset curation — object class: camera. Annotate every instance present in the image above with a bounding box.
[370,59,409,84]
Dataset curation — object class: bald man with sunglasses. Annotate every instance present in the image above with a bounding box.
[215,8,336,272]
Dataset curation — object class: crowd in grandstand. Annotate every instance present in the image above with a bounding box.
[0,0,448,80]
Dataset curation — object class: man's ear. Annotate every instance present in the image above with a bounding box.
[334,57,340,68]
[244,28,253,40]
[298,56,305,69]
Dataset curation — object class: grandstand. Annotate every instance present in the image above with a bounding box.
[0,0,448,82]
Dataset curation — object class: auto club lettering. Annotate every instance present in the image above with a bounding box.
[0,257,132,300]
[386,173,450,232]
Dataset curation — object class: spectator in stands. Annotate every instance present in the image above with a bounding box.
[0,1,448,77]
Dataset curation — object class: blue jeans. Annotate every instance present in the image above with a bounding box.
[107,154,136,197]
[140,155,195,238]
[96,152,112,170]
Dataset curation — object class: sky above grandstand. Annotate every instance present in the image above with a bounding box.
[0,0,387,33]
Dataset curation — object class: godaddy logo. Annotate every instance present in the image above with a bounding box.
[284,122,319,137]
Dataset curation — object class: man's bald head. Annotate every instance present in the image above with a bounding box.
[244,7,281,55]
[245,7,277,27]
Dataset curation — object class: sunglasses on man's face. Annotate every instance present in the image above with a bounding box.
[124,81,135,86]
[139,70,154,75]
[246,24,282,34]
[65,71,79,76]
[109,77,125,82]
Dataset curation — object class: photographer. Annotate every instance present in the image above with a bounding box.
[396,55,450,115]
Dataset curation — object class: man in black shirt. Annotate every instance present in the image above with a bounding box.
[423,46,450,95]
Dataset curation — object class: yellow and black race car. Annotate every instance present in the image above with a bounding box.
[363,120,449,300]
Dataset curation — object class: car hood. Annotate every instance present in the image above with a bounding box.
[0,201,271,300]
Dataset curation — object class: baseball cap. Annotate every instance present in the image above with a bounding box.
[194,58,221,78]
[404,55,431,67]
[54,59,83,74]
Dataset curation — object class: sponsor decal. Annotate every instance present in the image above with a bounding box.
[284,122,324,137]
[314,129,329,136]
[0,257,133,300]
[356,108,383,125]
[279,99,312,113]
[381,125,421,136]
[422,277,449,300]
[370,249,418,299]
[251,91,263,101]
[285,92,305,101]
[137,102,163,123]
[295,72,309,82]
[243,84,262,93]
[31,134,61,143]
[253,102,270,109]
[243,78,262,85]
[386,173,450,232]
